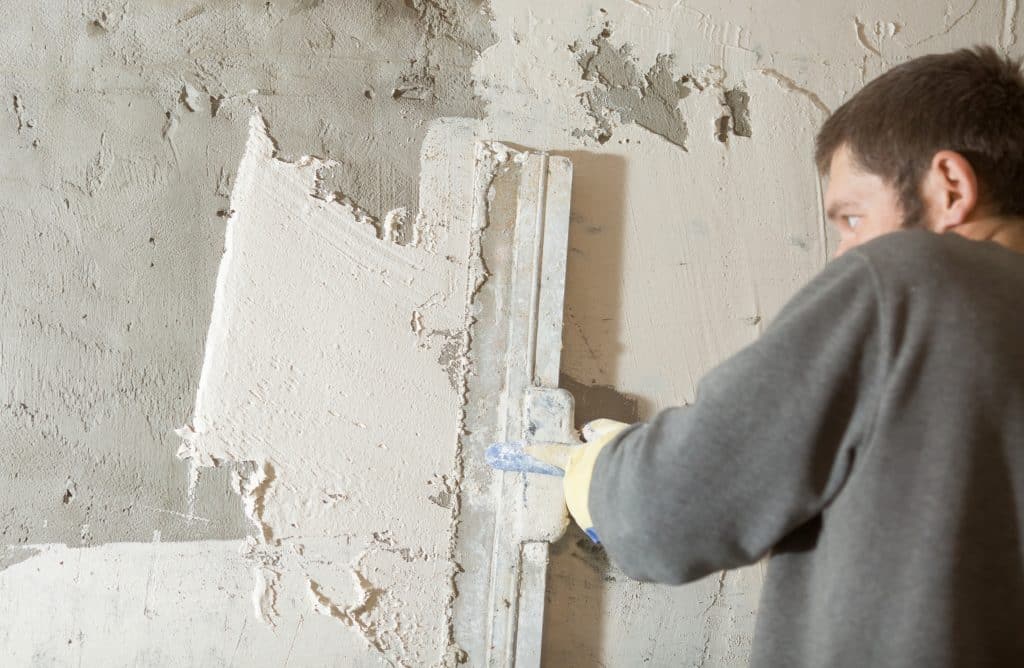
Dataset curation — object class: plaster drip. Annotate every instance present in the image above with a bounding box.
[1002,0,1019,49]
[231,461,275,543]
[667,3,753,52]
[252,563,282,626]
[853,18,883,58]
[307,572,387,656]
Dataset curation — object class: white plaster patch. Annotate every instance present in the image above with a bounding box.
[176,113,482,665]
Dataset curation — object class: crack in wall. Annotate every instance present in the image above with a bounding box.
[757,68,831,117]
[908,0,981,47]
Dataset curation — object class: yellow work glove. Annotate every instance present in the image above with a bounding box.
[526,418,629,543]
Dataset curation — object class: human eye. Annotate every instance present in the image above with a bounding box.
[845,215,862,230]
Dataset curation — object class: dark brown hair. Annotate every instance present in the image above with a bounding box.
[815,46,1024,226]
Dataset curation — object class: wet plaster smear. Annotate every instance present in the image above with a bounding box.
[1,1,1021,666]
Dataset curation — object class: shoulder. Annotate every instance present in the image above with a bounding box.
[849,229,983,279]
[849,229,1016,294]
[785,231,945,323]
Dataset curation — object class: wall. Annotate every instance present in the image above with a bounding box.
[1,0,1019,666]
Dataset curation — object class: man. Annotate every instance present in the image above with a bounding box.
[546,46,1024,666]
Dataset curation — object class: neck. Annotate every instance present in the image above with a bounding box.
[947,217,1024,254]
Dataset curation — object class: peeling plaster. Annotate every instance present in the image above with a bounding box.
[723,86,752,139]
[572,33,692,148]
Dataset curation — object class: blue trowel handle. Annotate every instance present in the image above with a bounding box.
[484,440,565,476]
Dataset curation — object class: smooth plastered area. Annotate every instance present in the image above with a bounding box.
[2,1,1021,666]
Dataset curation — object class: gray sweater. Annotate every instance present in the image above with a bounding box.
[590,230,1024,667]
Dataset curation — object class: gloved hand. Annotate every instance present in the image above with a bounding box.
[527,418,629,543]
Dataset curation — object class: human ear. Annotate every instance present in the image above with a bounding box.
[919,150,979,232]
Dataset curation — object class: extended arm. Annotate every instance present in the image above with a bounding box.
[590,250,887,584]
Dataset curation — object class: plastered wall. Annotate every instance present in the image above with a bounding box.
[1,1,1020,666]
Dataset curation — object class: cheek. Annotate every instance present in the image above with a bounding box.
[861,212,903,239]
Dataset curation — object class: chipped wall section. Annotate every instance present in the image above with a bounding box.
[572,27,752,148]
[174,114,483,666]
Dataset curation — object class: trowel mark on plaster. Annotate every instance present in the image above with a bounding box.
[0,546,41,573]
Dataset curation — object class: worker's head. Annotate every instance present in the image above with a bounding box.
[814,46,1024,256]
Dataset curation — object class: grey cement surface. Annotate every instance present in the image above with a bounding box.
[0,0,492,545]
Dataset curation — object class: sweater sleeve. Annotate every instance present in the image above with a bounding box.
[589,250,887,584]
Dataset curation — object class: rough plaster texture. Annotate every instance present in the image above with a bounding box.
[0,0,491,547]
[2,0,1021,666]
[173,113,481,665]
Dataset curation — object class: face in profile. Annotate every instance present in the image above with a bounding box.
[823,144,907,257]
